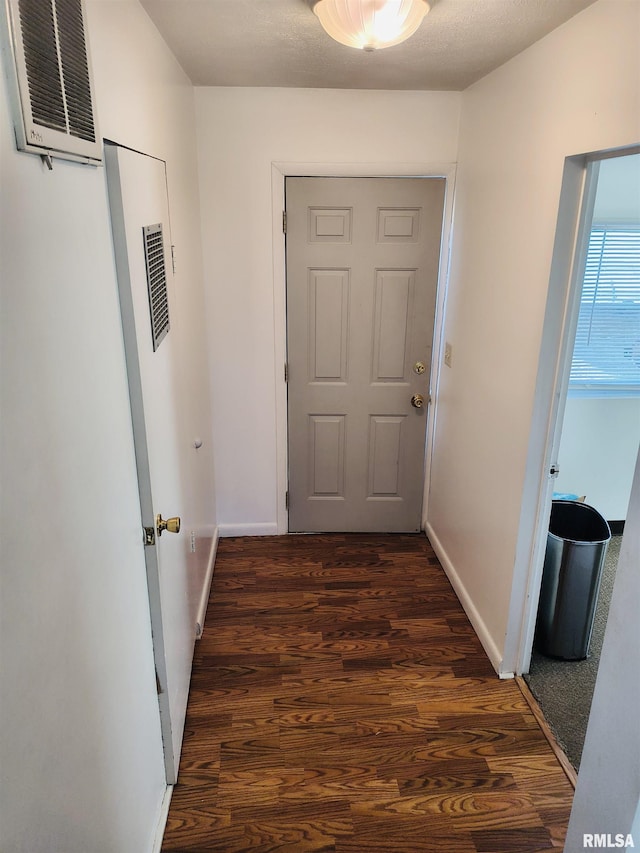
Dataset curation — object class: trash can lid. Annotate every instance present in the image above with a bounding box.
[549,500,611,544]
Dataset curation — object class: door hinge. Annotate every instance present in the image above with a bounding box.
[284,362,289,382]
[282,211,287,233]
[171,245,176,274]
[143,526,155,546]
[550,464,560,478]
[155,668,163,695]
[285,490,289,510]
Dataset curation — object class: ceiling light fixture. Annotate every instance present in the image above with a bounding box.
[310,0,430,51]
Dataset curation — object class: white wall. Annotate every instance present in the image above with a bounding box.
[0,2,214,850]
[426,0,640,671]
[194,87,461,534]
[565,446,640,848]
[556,397,640,520]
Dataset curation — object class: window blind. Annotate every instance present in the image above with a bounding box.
[569,227,640,396]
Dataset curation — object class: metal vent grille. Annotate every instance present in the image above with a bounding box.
[18,0,96,143]
[143,224,170,352]
[18,0,66,132]
[56,0,95,141]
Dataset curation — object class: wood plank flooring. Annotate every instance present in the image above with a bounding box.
[162,534,574,853]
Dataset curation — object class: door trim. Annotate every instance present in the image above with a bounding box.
[271,161,457,535]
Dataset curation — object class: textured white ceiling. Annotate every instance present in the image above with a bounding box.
[140,0,596,91]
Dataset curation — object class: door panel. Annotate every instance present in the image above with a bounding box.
[372,270,414,380]
[368,415,405,497]
[309,269,349,381]
[105,144,191,783]
[286,177,445,533]
[310,414,346,497]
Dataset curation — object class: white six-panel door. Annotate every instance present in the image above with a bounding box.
[286,177,445,532]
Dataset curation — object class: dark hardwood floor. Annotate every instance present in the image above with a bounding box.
[162,534,574,852]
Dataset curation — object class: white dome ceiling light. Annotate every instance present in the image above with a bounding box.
[310,0,431,51]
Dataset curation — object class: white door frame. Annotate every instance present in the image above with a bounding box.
[505,143,640,677]
[270,161,457,535]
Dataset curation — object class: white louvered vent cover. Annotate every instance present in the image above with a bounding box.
[143,224,171,352]
[1,0,101,163]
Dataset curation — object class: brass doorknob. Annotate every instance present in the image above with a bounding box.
[156,514,181,536]
[411,394,425,409]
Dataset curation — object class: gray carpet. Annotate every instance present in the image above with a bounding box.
[525,535,622,771]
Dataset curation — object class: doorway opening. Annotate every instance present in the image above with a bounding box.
[517,148,640,770]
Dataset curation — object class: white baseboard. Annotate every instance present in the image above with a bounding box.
[195,527,219,639]
[424,522,508,677]
[152,785,173,853]
[218,522,279,537]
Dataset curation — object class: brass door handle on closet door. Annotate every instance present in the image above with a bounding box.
[156,514,181,536]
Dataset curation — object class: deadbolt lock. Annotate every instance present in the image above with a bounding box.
[413,361,426,375]
[156,514,181,536]
[411,394,425,409]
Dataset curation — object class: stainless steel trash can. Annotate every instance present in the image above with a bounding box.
[535,500,611,660]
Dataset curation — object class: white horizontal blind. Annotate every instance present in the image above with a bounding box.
[570,227,640,396]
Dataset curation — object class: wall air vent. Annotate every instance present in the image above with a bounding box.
[143,224,170,352]
[1,0,101,164]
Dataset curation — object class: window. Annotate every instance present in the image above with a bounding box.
[569,227,640,397]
